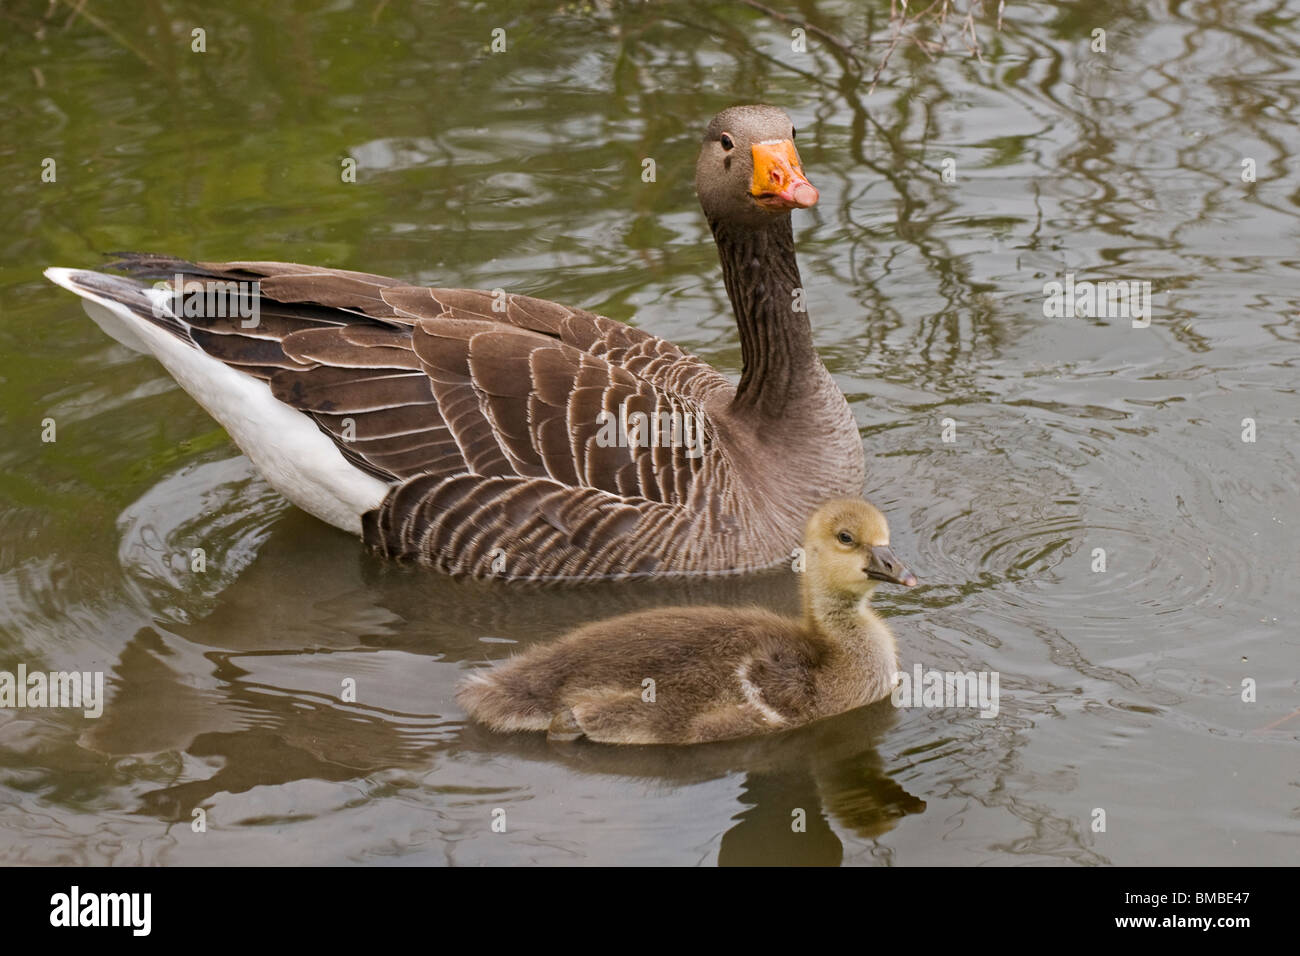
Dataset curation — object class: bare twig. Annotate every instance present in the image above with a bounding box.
[868,0,998,93]
[1253,706,1300,733]
[737,0,866,75]
[732,0,999,93]
[53,0,159,69]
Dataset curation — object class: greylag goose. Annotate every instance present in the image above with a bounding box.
[44,105,864,580]
[457,498,916,744]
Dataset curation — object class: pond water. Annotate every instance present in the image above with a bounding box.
[0,0,1296,865]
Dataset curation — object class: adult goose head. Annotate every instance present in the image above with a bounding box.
[44,105,867,580]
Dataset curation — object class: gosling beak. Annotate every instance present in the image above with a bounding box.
[750,140,818,211]
[866,545,917,587]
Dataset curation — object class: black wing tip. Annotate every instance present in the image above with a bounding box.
[100,251,206,278]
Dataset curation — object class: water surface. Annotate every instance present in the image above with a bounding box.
[0,0,1296,865]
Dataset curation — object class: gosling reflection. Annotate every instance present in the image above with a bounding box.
[455,701,925,862]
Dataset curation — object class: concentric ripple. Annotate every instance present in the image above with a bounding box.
[889,389,1286,642]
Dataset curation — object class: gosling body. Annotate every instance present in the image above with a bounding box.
[457,499,916,745]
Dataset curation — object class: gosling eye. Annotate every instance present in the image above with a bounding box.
[836,530,854,546]
[720,132,735,151]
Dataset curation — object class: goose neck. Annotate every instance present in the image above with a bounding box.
[803,584,898,668]
[710,215,822,419]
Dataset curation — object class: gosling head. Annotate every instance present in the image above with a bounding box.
[695,104,819,228]
[804,498,918,599]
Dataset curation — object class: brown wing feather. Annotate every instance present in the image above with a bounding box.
[101,255,743,575]
[382,285,730,402]
[362,473,687,578]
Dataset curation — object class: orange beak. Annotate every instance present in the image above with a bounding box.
[750,140,818,210]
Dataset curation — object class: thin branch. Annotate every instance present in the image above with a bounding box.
[736,0,865,75]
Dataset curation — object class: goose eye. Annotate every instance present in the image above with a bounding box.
[837,531,854,545]
[720,133,735,151]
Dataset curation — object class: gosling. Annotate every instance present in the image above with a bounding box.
[456,498,917,745]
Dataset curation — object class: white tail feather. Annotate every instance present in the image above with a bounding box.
[44,267,389,533]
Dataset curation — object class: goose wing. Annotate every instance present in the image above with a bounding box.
[108,256,743,577]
